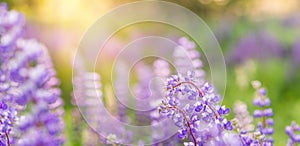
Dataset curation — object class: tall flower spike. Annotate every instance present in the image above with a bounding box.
[73,56,108,145]
[285,121,300,146]
[160,72,241,145]
[160,38,243,145]
[72,66,102,145]
[0,4,26,145]
[0,3,24,59]
[151,59,182,145]
[114,62,130,122]
[251,80,274,145]
[15,39,65,146]
[1,4,64,146]
[133,61,153,126]
[0,100,18,146]
[173,37,205,82]
[73,58,132,145]
[233,101,254,133]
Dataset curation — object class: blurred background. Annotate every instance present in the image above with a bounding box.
[2,0,300,145]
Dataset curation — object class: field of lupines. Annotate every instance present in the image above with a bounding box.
[1,1,300,146]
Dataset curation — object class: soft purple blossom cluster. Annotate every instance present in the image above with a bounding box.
[159,37,242,145]
[230,81,275,146]
[149,37,299,146]
[2,1,299,146]
[285,121,300,146]
[0,100,17,145]
[251,81,274,145]
[227,32,283,65]
[71,37,300,146]
[114,62,131,123]
[133,61,154,125]
[0,3,64,146]
[151,59,182,146]
[173,37,205,80]
[72,58,133,145]
[159,72,240,146]
[233,101,254,132]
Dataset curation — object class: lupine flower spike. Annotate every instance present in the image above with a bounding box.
[285,121,300,146]
[159,71,243,145]
[1,3,65,146]
[251,80,274,145]
[233,101,254,133]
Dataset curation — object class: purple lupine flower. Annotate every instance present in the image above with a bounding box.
[132,60,176,144]
[72,59,105,145]
[159,71,241,145]
[227,32,283,65]
[0,3,24,56]
[14,39,65,146]
[231,81,277,146]
[114,62,130,122]
[173,37,205,81]
[153,59,171,78]
[159,38,242,145]
[0,100,18,146]
[0,4,64,145]
[233,101,254,133]
[151,59,182,145]
[0,2,24,95]
[251,80,274,145]
[151,59,170,138]
[133,61,154,126]
[285,121,300,146]
[73,59,133,145]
